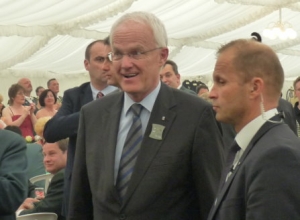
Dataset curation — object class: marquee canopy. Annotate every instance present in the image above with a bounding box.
[0,0,300,96]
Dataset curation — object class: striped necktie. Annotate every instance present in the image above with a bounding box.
[117,103,143,200]
[97,91,104,99]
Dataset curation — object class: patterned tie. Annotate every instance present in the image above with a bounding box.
[220,141,240,187]
[97,91,104,99]
[117,103,143,200]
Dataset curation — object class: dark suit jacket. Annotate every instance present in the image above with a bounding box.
[69,83,224,220]
[277,98,297,134]
[20,169,65,220]
[43,82,93,215]
[179,85,197,95]
[0,130,28,220]
[208,117,300,220]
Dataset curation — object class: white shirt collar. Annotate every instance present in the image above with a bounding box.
[123,81,161,115]
[236,108,278,151]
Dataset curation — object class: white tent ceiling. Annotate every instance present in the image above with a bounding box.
[0,0,300,98]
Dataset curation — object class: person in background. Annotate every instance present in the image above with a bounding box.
[2,84,36,139]
[68,12,223,220]
[18,78,37,107]
[44,36,117,217]
[17,139,68,220]
[34,86,45,113]
[36,89,57,119]
[196,84,209,97]
[34,116,51,145]
[0,129,28,220]
[47,78,62,110]
[207,39,300,219]
[293,76,300,137]
[160,59,196,95]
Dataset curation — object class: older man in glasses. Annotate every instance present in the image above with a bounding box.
[69,12,224,220]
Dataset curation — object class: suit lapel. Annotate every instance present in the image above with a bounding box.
[209,116,283,219]
[80,82,93,107]
[121,84,177,206]
[101,93,124,203]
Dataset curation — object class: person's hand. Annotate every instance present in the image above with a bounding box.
[29,103,36,114]
[23,106,31,117]
[18,198,40,210]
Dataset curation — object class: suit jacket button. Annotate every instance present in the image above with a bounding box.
[119,214,127,220]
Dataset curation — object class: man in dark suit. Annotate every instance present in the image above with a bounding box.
[277,97,297,134]
[68,12,224,220]
[208,39,300,220]
[160,59,196,95]
[43,37,117,217]
[0,129,28,220]
[17,139,68,220]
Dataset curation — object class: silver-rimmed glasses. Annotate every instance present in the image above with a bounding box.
[108,47,162,61]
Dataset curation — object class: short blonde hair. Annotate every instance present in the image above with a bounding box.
[34,116,51,137]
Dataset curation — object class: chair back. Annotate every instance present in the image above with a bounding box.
[30,173,53,193]
[17,212,58,220]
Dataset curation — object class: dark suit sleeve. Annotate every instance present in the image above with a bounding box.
[245,145,300,219]
[0,130,28,214]
[20,171,64,216]
[44,90,80,142]
[68,108,93,220]
[193,105,224,220]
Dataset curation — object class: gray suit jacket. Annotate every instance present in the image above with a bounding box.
[0,130,28,220]
[69,83,224,220]
[208,116,300,220]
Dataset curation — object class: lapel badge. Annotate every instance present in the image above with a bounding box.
[149,124,165,140]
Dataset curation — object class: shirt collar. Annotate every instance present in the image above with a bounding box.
[236,108,278,151]
[90,83,118,100]
[123,81,161,115]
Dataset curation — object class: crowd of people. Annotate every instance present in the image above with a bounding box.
[1,11,300,220]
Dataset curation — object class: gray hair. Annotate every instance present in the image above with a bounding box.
[110,11,168,47]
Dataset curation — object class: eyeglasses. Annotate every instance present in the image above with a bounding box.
[108,47,162,62]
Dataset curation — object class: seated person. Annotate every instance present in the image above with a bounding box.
[16,138,68,220]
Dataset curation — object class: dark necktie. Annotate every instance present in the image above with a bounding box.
[117,103,143,200]
[97,91,104,99]
[220,141,240,187]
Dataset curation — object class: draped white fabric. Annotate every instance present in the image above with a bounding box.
[0,0,299,99]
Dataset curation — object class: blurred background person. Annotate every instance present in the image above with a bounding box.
[18,78,36,107]
[196,84,209,97]
[2,84,36,140]
[36,89,57,119]
[34,116,51,145]
[34,86,45,113]
[160,59,196,95]
[47,78,62,110]
[0,129,28,220]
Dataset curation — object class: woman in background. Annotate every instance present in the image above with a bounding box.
[36,89,57,119]
[2,84,36,139]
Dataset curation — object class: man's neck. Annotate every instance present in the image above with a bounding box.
[91,82,108,91]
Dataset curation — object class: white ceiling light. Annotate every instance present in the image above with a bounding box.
[263,8,297,40]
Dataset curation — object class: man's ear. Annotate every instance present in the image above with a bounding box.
[249,77,264,98]
[84,59,89,71]
[158,47,169,66]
